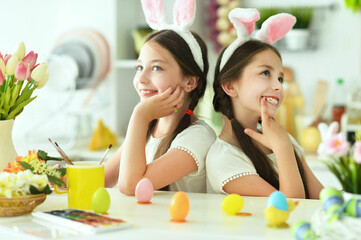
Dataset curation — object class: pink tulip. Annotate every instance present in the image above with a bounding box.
[22,51,38,70]
[4,54,11,65]
[324,133,350,157]
[15,61,30,81]
[353,142,361,164]
[0,51,3,60]
[0,68,4,85]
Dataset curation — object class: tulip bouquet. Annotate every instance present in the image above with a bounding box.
[0,42,48,120]
[318,122,361,194]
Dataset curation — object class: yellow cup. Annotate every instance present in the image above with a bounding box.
[55,161,104,210]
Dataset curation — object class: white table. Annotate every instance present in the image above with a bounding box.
[0,189,322,240]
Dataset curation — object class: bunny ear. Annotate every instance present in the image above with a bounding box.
[173,0,195,29]
[318,122,328,141]
[328,121,340,136]
[141,0,167,30]
[229,8,260,39]
[256,13,296,44]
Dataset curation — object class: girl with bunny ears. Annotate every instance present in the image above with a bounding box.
[105,0,216,194]
[206,8,323,199]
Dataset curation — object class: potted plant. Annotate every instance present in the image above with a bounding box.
[284,7,314,50]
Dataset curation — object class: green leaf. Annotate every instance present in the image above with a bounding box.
[6,96,36,120]
[37,150,63,161]
[29,184,52,195]
[56,168,66,177]
[17,161,35,171]
[47,175,66,187]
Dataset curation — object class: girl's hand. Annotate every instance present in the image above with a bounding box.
[135,86,185,122]
[244,98,291,152]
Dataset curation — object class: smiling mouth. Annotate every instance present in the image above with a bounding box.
[139,89,158,96]
[264,96,279,106]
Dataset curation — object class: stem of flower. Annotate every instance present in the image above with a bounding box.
[27,80,35,91]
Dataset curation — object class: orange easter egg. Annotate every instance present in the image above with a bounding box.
[169,191,190,222]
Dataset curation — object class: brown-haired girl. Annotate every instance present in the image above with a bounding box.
[206,8,323,199]
[105,0,215,194]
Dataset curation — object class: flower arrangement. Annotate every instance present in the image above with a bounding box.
[318,122,361,194]
[0,42,49,120]
[2,150,66,198]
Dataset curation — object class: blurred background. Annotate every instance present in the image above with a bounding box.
[1,0,361,187]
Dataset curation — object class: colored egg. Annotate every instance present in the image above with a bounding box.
[267,191,288,211]
[319,187,343,214]
[91,187,110,214]
[135,178,154,203]
[287,199,297,212]
[264,206,289,226]
[346,199,361,217]
[169,191,190,222]
[291,220,316,240]
[221,194,244,215]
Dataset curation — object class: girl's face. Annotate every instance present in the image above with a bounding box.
[232,49,284,119]
[134,41,186,100]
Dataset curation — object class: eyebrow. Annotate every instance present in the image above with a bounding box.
[137,59,166,64]
[259,64,284,77]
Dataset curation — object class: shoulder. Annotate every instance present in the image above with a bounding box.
[173,120,216,144]
[206,137,258,194]
[206,138,253,167]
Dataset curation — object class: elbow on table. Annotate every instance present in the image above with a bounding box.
[117,181,136,196]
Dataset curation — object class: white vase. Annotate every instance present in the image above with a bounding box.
[0,119,18,171]
[343,191,361,202]
[284,29,311,50]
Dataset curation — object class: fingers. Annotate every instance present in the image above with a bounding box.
[244,128,262,142]
[260,98,269,122]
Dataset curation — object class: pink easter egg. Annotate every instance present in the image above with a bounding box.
[135,178,154,203]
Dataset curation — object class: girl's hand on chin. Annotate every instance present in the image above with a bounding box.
[244,98,291,151]
[135,86,185,122]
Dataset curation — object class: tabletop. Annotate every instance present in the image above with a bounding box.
[0,189,322,240]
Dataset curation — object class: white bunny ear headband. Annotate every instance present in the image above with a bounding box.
[219,8,296,70]
[141,0,204,71]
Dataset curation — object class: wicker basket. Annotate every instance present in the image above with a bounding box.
[0,194,46,217]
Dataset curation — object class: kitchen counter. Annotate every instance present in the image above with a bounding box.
[0,189,322,240]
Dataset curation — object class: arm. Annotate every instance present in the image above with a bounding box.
[244,98,305,198]
[300,156,324,199]
[118,87,191,195]
[104,146,122,188]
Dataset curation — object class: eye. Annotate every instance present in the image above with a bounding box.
[278,77,284,83]
[136,65,143,71]
[261,70,270,77]
[152,65,162,71]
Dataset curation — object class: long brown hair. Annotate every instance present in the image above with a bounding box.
[145,30,209,160]
[213,40,309,198]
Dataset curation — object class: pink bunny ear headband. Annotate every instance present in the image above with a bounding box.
[141,0,204,71]
[219,8,296,70]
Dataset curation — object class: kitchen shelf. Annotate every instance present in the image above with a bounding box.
[114,60,137,69]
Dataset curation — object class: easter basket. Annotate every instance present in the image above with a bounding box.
[0,194,46,217]
[311,208,361,240]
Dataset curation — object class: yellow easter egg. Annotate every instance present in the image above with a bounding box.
[221,194,244,215]
[91,187,110,214]
[169,191,190,222]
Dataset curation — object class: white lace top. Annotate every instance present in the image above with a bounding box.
[146,120,216,193]
[206,134,303,194]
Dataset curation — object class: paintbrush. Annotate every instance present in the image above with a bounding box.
[48,138,74,165]
[99,144,112,165]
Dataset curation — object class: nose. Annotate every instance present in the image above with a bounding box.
[271,78,283,92]
[137,71,150,84]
